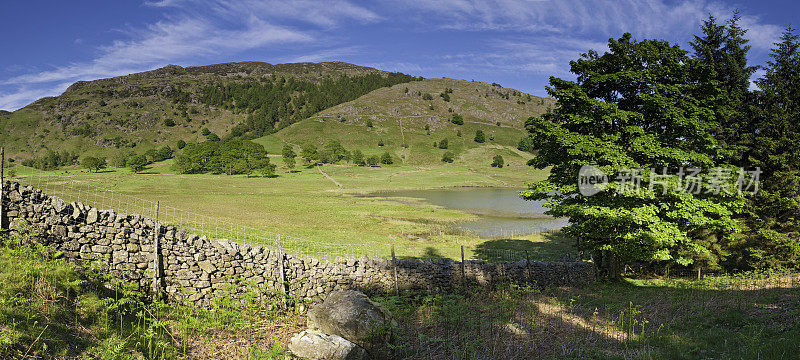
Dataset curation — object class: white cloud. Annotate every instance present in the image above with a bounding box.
[0,82,73,110]
[392,0,781,48]
[0,0,786,111]
[287,46,364,63]
[0,0,378,110]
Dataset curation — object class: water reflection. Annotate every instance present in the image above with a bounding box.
[375,188,567,237]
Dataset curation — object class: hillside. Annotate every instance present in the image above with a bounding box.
[0,61,417,160]
[0,62,554,169]
[258,78,555,165]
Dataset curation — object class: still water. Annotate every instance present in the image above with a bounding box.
[377,188,568,237]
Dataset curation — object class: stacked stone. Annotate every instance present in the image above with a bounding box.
[2,180,597,306]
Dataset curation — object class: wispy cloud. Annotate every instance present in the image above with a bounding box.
[0,0,378,110]
[391,0,718,36]
[0,0,787,110]
[384,0,782,87]
[286,46,364,63]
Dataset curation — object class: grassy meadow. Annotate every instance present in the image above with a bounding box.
[2,229,797,359]
[11,155,566,260]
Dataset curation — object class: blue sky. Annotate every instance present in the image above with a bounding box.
[1,0,797,111]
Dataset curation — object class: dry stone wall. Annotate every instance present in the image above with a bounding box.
[2,180,596,303]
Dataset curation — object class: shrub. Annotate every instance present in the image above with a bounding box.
[441,151,455,163]
[381,151,393,165]
[474,130,486,143]
[351,149,365,166]
[177,139,186,149]
[438,138,449,149]
[163,118,176,127]
[491,155,504,168]
[366,155,380,166]
[517,137,533,152]
[451,114,464,125]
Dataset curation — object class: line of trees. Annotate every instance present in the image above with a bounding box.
[21,150,78,170]
[173,139,274,176]
[297,140,395,167]
[201,73,421,138]
[522,13,800,273]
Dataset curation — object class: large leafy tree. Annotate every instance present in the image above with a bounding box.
[521,34,745,274]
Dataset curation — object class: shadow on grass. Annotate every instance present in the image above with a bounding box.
[473,232,576,262]
[375,273,800,359]
[421,246,445,259]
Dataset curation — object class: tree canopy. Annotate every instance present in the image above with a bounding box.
[201,73,420,138]
[522,32,746,272]
[173,139,273,176]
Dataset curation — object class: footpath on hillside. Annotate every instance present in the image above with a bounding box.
[318,166,342,187]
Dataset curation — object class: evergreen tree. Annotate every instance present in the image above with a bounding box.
[742,27,800,269]
[691,13,757,162]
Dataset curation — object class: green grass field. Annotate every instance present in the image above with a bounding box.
[3,230,796,359]
[12,156,567,261]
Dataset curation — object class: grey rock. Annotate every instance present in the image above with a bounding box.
[288,329,367,360]
[71,204,81,219]
[198,260,217,274]
[52,197,67,212]
[86,208,99,224]
[8,190,22,202]
[308,290,396,359]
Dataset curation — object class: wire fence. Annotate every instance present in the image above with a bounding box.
[6,168,577,264]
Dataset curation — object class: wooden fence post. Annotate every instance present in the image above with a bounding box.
[460,245,466,287]
[525,250,531,284]
[0,147,4,231]
[278,235,288,303]
[392,244,399,295]
[153,201,163,300]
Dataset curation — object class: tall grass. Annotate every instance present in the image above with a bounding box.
[0,229,300,359]
[375,274,800,359]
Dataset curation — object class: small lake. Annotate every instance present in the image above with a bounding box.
[376,188,568,237]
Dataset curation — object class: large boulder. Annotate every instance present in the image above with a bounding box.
[307,290,396,359]
[287,329,367,360]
